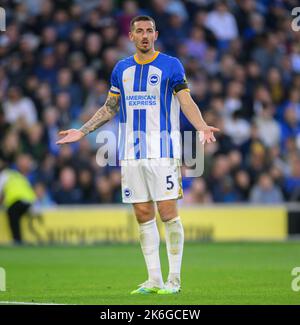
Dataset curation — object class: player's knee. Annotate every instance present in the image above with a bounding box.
[134,206,154,223]
[158,206,177,222]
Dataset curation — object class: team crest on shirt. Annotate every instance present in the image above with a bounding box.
[124,188,132,198]
[148,74,160,86]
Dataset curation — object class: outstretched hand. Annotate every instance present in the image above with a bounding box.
[199,126,220,145]
[56,129,85,145]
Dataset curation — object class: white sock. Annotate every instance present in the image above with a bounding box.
[164,216,184,281]
[139,219,163,287]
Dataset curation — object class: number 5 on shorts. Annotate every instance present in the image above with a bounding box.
[166,175,174,190]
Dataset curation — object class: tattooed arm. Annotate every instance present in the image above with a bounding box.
[79,94,119,136]
[56,94,120,145]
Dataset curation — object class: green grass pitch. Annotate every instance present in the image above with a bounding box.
[0,242,299,305]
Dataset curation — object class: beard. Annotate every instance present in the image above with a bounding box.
[140,47,151,53]
[137,41,151,53]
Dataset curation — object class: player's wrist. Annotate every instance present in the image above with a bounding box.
[198,122,209,132]
[78,128,89,137]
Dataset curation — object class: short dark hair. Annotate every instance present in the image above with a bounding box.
[130,15,156,31]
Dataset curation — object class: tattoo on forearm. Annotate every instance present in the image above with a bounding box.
[80,96,119,135]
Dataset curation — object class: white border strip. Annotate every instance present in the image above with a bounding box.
[0,301,69,305]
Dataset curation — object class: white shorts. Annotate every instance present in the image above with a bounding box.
[121,158,183,203]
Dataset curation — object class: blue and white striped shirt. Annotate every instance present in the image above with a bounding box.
[109,51,189,160]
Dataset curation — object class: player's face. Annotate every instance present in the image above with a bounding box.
[129,21,158,53]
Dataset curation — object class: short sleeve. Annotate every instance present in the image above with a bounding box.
[170,58,189,94]
[109,63,121,96]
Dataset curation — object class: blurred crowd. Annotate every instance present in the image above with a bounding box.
[0,0,300,205]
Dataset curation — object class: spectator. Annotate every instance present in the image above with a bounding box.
[266,67,284,105]
[234,169,251,201]
[183,178,212,204]
[54,68,82,108]
[33,182,55,208]
[77,168,97,204]
[185,27,207,61]
[205,1,239,49]
[0,131,21,165]
[95,175,114,203]
[162,13,187,56]
[35,50,58,87]
[250,173,283,204]
[224,110,251,147]
[284,157,300,200]
[15,153,37,185]
[22,123,47,161]
[254,102,280,148]
[213,176,241,203]
[280,107,300,151]
[291,43,300,73]
[223,81,243,117]
[3,86,37,127]
[52,166,82,204]
[43,107,60,155]
[251,33,283,75]
[117,0,141,36]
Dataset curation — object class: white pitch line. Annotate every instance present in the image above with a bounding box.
[0,301,69,305]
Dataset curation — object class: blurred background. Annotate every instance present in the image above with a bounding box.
[2,1,300,306]
[0,0,300,244]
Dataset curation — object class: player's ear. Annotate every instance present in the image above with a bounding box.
[154,30,158,41]
[129,31,134,42]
